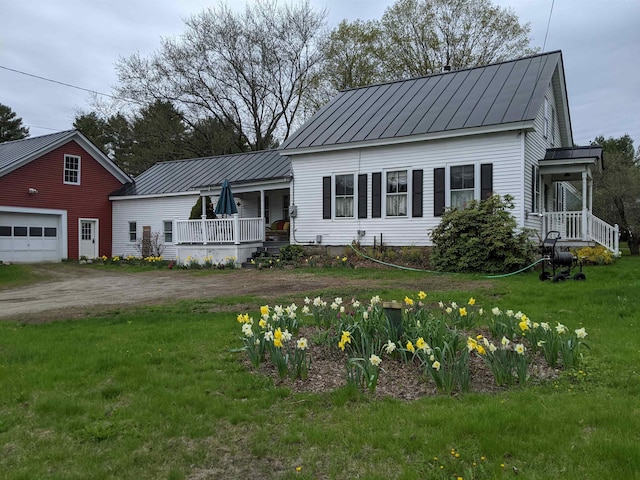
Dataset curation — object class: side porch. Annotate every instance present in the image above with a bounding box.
[536,146,619,254]
[173,181,291,266]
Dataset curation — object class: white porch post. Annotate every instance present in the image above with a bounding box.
[581,171,588,240]
[233,213,240,245]
[201,215,208,244]
[260,190,266,242]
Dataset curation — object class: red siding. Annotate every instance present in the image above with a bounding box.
[0,141,124,259]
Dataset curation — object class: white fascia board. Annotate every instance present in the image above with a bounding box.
[197,178,291,195]
[109,191,199,201]
[280,121,535,156]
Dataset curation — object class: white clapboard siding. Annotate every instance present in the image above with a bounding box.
[523,79,567,233]
[290,131,524,247]
[112,194,199,259]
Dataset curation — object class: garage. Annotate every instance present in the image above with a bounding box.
[0,209,66,263]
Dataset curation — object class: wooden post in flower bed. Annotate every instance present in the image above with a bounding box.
[383,301,403,342]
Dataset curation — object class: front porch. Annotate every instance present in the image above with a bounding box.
[538,146,619,254]
[542,210,619,253]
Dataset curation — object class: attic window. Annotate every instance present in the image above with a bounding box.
[544,98,550,139]
[64,155,80,185]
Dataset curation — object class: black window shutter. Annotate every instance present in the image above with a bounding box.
[434,168,445,217]
[412,169,423,217]
[358,174,367,218]
[322,176,331,219]
[372,172,382,218]
[481,163,493,200]
[531,165,536,212]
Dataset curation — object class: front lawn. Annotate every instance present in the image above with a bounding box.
[1,257,639,479]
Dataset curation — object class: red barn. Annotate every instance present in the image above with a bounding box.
[0,130,131,262]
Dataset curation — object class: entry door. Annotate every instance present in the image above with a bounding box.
[79,220,98,259]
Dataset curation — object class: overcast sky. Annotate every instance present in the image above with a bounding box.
[1,0,639,147]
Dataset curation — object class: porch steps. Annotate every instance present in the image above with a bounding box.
[241,241,289,269]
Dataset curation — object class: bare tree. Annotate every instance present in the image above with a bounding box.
[381,0,535,77]
[115,1,327,151]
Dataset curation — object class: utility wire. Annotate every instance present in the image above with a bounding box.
[0,64,136,103]
[542,0,555,52]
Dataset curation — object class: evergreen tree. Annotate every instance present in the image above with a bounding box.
[0,103,29,142]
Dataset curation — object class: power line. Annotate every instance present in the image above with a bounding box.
[0,64,136,103]
[542,0,555,51]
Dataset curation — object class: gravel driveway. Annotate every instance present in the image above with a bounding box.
[0,264,336,322]
[0,264,489,322]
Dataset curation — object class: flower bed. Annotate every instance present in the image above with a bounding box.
[235,293,589,397]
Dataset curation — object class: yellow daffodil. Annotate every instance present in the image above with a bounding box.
[406,341,415,353]
[519,319,529,331]
[260,305,269,316]
[404,296,414,306]
[416,337,427,351]
[418,290,427,300]
[459,307,467,316]
[468,297,475,305]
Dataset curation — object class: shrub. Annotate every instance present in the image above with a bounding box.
[279,244,305,262]
[430,194,535,274]
[189,196,216,219]
[574,245,615,265]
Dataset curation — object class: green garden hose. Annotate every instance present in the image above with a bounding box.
[348,243,545,278]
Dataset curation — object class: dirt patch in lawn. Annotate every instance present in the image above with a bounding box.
[0,263,491,323]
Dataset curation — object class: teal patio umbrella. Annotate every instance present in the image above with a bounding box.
[214,179,238,217]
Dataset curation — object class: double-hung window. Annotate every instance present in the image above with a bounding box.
[450,165,475,208]
[532,165,541,213]
[386,170,407,217]
[163,220,173,243]
[335,174,354,218]
[128,222,137,242]
[64,155,80,184]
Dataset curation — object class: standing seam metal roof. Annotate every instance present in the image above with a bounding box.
[280,51,563,151]
[111,149,291,197]
[0,130,77,173]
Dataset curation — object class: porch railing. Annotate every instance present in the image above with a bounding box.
[175,216,264,245]
[542,210,619,253]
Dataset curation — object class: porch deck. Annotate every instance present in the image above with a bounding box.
[173,216,265,266]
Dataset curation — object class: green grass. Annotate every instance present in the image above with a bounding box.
[0,263,42,289]
[1,258,640,479]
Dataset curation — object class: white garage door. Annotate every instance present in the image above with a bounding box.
[0,212,63,262]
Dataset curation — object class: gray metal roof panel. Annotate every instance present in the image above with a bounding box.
[112,150,291,197]
[482,58,530,126]
[313,86,381,146]
[0,130,75,173]
[446,65,499,130]
[364,80,418,139]
[379,78,440,138]
[543,146,603,161]
[414,68,472,134]
[394,75,448,137]
[280,51,563,151]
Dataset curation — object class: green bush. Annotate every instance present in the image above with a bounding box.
[279,244,306,262]
[189,196,216,219]
[430,195,535,274]
[574,245,615,265]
